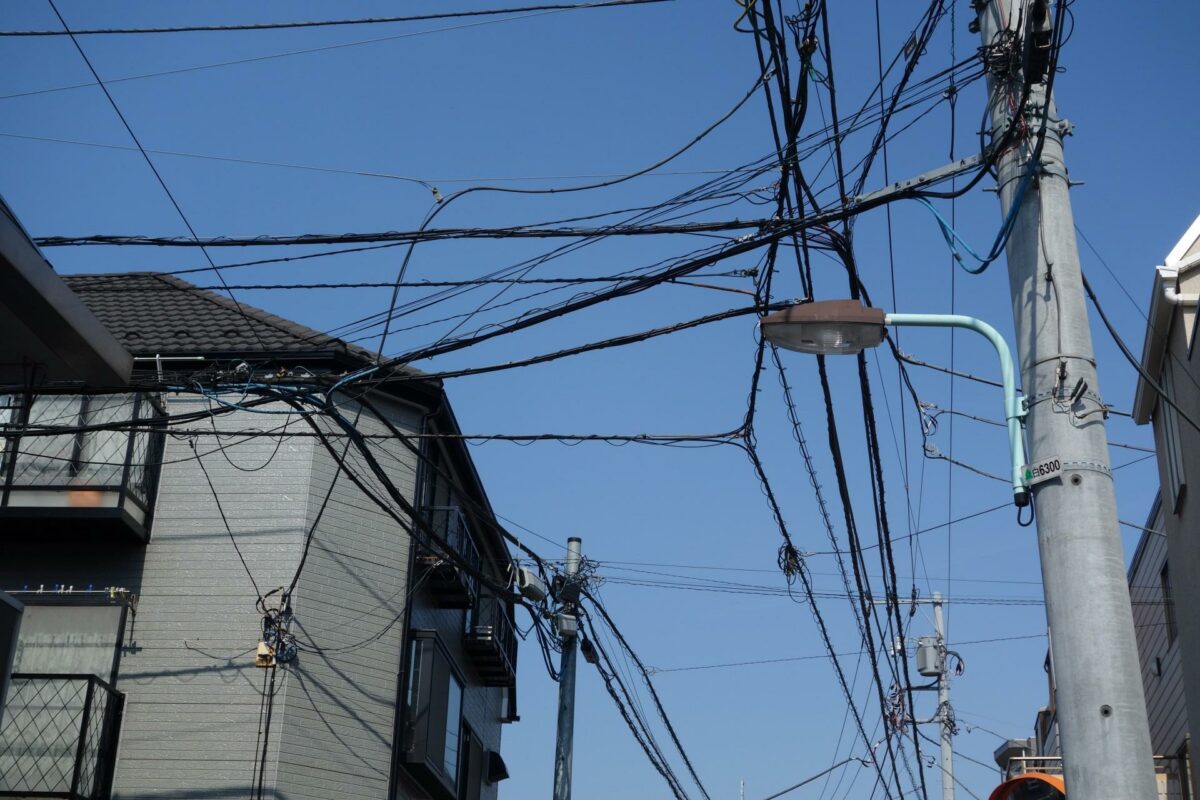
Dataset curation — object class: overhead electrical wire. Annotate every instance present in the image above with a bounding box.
[0,7,594,103]
[583,590,713,800]
[1,0,670,36]
[1,2,1096,795]
[45,0,267,353]
[1081,273,1200,436]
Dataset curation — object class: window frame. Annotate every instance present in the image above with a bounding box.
[400,629,468,800]
[457,721,485,800]
[1160,365,1188,514]
[5,593,130,684]
[1162,562,1178,645]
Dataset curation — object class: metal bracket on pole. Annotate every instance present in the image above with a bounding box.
[849,154,985,209]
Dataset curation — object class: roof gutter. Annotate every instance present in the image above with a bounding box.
[1133,251,1200,424]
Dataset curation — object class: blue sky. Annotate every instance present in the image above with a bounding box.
[2,1,1198,798]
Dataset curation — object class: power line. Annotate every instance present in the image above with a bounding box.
[584,591,713,800]
[1,0,669,36]
[647,634,1045,676]
[191,439,264,601]
[46,0,267,352]
[761,757,869,800]
[0,131,770,190]
[68,271,754,292]
[1081,273,1200,436]
[0,8,589,102]
[34,219,770,248]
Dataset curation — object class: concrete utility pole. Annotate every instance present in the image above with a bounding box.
[911,593,954,800]
[552,537,583,800]
[932,595,953,800]
[974,1,1157,796]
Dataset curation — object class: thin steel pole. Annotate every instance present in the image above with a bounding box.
[553,536,583,800]
[975,1,1157,795]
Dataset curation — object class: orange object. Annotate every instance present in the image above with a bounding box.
[987,772,1066,800]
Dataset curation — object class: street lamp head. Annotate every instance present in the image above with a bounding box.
[759,299,887,355]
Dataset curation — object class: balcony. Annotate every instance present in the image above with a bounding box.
[0,673,124,799]
[464,598,517,687]
[1002,754,1192,798]
[416,506,482,609]
[0,393,165,542]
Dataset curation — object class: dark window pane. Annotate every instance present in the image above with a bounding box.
[444,674,463,782]
[1163,563,1178,644]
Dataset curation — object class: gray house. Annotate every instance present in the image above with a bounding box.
[0,272,518,800]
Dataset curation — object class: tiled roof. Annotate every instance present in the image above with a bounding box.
[62,272,376,363]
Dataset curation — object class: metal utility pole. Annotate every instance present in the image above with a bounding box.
[974,1,1157,795]
[552,537,583,800]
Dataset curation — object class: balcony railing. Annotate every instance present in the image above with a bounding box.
[416,505,483,609]
[0,673,124,799]
[1004,754,1193,798]
[465,598,518,687]
[0,393,165,541]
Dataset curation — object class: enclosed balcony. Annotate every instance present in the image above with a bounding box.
[0,393,165,542]
[464,598,517,687]
[416,505,482,609]
[0,673,124,799]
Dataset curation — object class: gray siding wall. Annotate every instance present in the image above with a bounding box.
[1129,505,1190,757]
[1150,305,1200,774]
[274,396,420,800]
[112,397,311,799]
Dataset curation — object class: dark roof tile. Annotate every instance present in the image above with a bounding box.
[63,272,377,362]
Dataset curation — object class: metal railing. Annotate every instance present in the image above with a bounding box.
[0,673,124,799]
[1003,755,1064,778]
[1005,754,1193,799]
[0,393,166,521]
[419,505,483,603]
[466,598,518,685]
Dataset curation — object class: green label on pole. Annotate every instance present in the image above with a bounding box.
[1022,456,1063,486]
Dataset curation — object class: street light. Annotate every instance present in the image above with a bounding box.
[760,299,1030,507]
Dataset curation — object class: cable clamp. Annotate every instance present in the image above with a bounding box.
[1030,352,1096,368]
[1058,460,1113,479]
[1025,387,1108,415]
[1036,161,1070,182]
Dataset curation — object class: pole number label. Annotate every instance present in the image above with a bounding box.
[1023,457,1063,486]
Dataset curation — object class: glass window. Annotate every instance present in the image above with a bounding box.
[444,674,463,782]
[399,632,468,799]
[11,602,127,682]
[406,639,425,716]
[1161,366,1187,513]
[1162,563,1178,644]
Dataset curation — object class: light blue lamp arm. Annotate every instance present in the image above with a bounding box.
[884,313,1029,507]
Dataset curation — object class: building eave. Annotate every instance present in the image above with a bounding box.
[0,197,133,387]
[1132,266,1176,423]
[1133,214,1200,424]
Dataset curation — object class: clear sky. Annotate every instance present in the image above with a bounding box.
[2,1,1198,798]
